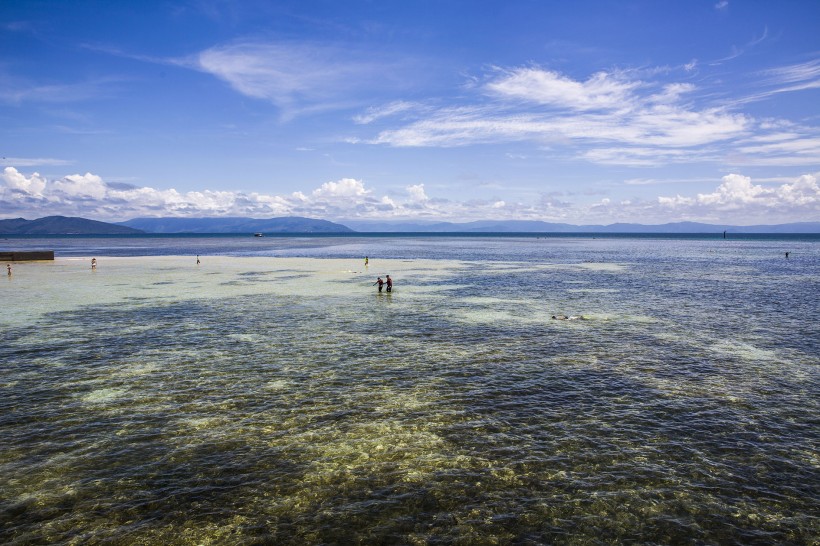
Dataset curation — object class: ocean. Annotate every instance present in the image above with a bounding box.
[1,234,818,544]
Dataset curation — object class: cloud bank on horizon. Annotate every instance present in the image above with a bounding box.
[3,166,818,226]
[1,1,819,225]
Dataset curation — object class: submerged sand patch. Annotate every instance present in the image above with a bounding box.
[1,256,468,326]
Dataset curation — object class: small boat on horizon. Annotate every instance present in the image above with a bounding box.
[254,233,264,237]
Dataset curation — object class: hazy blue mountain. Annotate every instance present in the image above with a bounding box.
[0,216,144,235]
[5,216,816,235]
[341,219,583,232]
[342,219,820,234]
[119,216,354,233]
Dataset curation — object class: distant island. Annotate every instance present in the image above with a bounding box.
[0,216,144,235]
[0,215,353,235]
[1,215,818,235]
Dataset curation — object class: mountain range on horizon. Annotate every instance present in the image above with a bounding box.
[0,216,143,235]
[1,216,819,235]
[339,219,820,234]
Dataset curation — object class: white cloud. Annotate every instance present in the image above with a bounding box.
[406,184,428,202]
[735,60,820,105]
[0,157,73,167]
[2,168,817,225]
[651,83,696,104]
[197,42,317,104]
[780,174,820,206]
[761,59,820,86]
[624,176,712,186]
[2,167,47,196]
[364,64,820,169]
[740,138,820,157]
[371,67,757,166]
[374,103,748,159]
[486,68,640,111]
[731,129,820,166]
[194,41,396,117]
[312,178,370,198]
[656,173,820,222]
[353,101,418,124]
[52,172,108,199]
[697,174,765,206]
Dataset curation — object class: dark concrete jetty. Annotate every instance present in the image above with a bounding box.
[0,251,55,261]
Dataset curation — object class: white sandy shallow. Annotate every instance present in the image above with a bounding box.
[1,256,470,327]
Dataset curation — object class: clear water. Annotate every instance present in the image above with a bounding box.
[1,236,818,544]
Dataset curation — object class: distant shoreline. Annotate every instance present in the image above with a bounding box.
[4,231,819,240]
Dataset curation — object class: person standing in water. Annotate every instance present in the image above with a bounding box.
[386,275,393,293]
[91,258,97,270]
[197,255,201,265]
[6,264,11,276]
[375,276,384,292]
[365,256,369,267]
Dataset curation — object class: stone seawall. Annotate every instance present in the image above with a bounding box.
[0,251,55,261]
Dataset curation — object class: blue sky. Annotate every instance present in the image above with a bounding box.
[2,0,819,225]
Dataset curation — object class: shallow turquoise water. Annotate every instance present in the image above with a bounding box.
[1,237,818,544]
